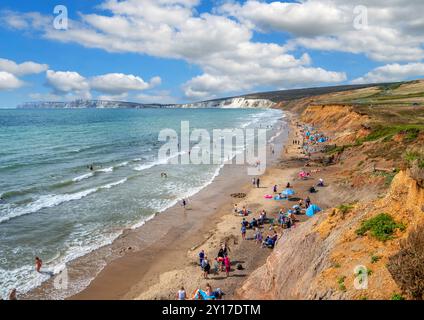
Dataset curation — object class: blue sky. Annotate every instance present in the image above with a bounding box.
[0,0,423,107]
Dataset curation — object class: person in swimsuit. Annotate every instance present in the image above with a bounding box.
[35,257,42,273]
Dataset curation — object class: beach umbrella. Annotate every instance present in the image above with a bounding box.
[282,188,295,196]
[306,204,321,217]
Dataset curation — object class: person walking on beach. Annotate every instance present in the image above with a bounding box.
[35,257,42,273]
[181,198,187,210]
[176,287,186,300]
[241,224,247,240]
[202,256,211,279]
[256,178,260,188]
[199,249,205,266]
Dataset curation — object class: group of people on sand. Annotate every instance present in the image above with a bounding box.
[199,243,232,279]
[251,177,260,188]
[177,283,225,300]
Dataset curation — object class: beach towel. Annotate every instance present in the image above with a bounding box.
[194,289,215,300]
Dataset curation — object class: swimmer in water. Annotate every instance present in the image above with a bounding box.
[35,257,42,273]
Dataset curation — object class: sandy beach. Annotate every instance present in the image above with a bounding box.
[66,112,309,300]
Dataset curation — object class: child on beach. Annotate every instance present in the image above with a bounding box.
[176,287,186,300]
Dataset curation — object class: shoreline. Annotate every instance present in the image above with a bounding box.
[131,112,304,300]
[22,110,289,300]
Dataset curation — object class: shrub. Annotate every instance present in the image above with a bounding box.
[337,276,346,291]
[371,255,381,264]
[359,125,423,144]
[337,203,354,217]
[391,293,405,300]
[356,213,405,241]
[387,225,424,300]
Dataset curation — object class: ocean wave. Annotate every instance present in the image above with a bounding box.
[133,151,185,172]
[98,166,114,173]
[0,187,38,200]
[0,178,128,224]
[72,172,94,182]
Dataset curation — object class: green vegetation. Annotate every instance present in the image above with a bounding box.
[358,125,423,144]
[391,293,405,300]
[325,144,353,155]
[337,203,355,217]
[356,213,405,241]
[371,170,399,186]
[337,276,346,291]
[404,150,424,169]
[371,255,381,264]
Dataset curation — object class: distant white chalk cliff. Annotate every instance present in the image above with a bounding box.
[18,97,276,109]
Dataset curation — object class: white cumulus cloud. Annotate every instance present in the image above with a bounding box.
[0,71,24,90]
[352,63,424,84]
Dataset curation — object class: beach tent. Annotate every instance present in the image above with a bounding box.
[306,204,321,217]
[282,188,295,196]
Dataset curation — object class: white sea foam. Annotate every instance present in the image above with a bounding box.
[72,172,94,182]
[133,151,185,172]
[0,179,129,224]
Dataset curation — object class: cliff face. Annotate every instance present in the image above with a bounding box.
[236,170,424,300]
[301,104,371,144]
[236,102,424,300]
[178,97,275,109]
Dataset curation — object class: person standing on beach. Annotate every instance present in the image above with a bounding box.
[176,287,186,300]
[273,185,278,194]
[202,257,211,279]
[241,224,247,240]
[224,256,231,277]
[256,178,260,188]
[199,250,205,266]
[252,177,256,187]
[181,198,187,210]
[35,257,42,273]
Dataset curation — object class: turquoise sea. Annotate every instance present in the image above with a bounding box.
[0,107,283,298]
